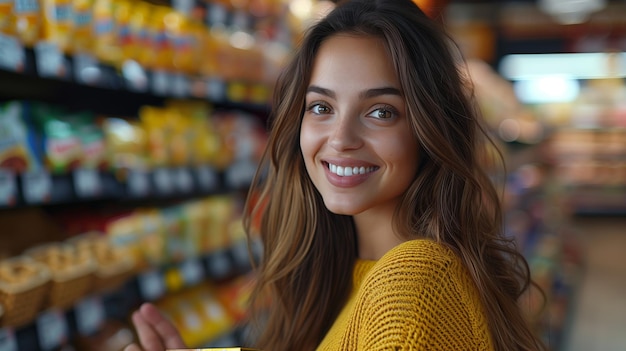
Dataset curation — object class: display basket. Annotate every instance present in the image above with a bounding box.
[25,243,97,310]
[0,256,51,328]
[68,232,136,294]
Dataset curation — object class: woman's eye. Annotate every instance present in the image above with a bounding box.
[308,103,331,115]
[368,107,397,120]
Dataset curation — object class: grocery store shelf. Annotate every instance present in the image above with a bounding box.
[0,164,256,209]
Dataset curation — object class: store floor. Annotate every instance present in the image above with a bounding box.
[562,216,626,351]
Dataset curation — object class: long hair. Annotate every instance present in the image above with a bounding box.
[244,1,546,350]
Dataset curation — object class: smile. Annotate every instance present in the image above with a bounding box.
[327,162,377,177]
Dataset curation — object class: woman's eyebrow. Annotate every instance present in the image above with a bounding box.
[306,85,402,99]
[307,85,335,98]
[360,87,402,99]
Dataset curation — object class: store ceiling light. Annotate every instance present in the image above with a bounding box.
[500,52,626,81]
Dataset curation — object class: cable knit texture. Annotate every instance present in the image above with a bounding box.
[316,239,494,350]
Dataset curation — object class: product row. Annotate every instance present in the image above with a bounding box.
[0,194,256,331]
[0,0,291,82]
[0,271,254,351]
[0,99,266,204]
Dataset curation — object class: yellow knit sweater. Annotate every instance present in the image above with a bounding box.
[316,239,494,350]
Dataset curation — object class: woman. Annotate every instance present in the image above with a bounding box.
[125,0,546,350]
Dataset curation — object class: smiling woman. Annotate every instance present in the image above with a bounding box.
[124,1,548,351]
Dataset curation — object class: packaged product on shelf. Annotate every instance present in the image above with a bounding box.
[165,10,195,74]
[113,0,132,60]
[102,116,148,170]
[0,0,14,35]
[203,196,236,251]
[140,106,173,168]
[93,0,121,65]
[148,5,175,71]
[0,255,51,328]
[167,107,193,167]
[135,208,167,266]
[68,111,108,169]
[156,283,235,347]
[0,101,41,173]
[214,273,255,324]
[183,200,209,256]
[11,0,41,46]
[125,0,149,65]
[132,1,156,69]
[105,213,146,272]
[41,0,73,53]
[166,100,222,167]
[31,103,83,173]
[70,0,93,54]
[24,242,97,310]
[161,205,190,263]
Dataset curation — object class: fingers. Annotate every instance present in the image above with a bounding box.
[123,344,143,351]
[135,303,186,350]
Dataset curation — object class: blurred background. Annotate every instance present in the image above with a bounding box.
[0,0,624,350]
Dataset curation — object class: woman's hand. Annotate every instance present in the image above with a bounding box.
[124,302,187,351]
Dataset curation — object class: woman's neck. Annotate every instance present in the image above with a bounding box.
[353,206,405,260]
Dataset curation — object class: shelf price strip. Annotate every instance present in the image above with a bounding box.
[0,328,18,351]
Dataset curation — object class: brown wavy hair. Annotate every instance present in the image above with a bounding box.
[244,0,546,350]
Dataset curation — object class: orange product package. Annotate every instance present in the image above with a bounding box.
[70,0,93,54]
[0,0,14,35]
[146,5,174,71]
[139,106,172,168]
[12,0,41,46]
[92,0,120,65]
[113,0,133,62]
[127,0,151,66]
[41,0,73,52]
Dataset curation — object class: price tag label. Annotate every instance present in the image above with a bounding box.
[207,78,225,101]
[74,168,102,198]
[0,328,18,351]
[152,70,170,96]
[127,170,150,197]
[37,310,68,351]
[232,240,251,268]
[196,165,218,191]
[138,269,165,301]
[74,54,101,85]
[207,251,231,279]
[122,59,148,92]
[75,296,105,336]
[174,168,193,193]
[226,160,256,189]
[171,74,189,98]
[181,259,204,286]
[0,34,25,72]
[153,168,173,195]
[0,170,17,207]
[22,170,52,204]
[35,41,68,79]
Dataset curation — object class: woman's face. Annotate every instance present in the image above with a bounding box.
[300,34,419,216]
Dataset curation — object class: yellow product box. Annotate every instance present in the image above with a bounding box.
[41,0,73,52]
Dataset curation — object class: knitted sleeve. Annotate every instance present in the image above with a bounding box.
[354,241,492,350]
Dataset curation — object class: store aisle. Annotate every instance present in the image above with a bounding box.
[563,216,626,351]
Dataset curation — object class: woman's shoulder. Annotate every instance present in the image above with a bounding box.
[363,239,467,289]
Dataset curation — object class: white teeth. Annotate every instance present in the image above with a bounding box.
[327,163,375,177]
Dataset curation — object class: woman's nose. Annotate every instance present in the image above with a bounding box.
[328,115,362,151]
